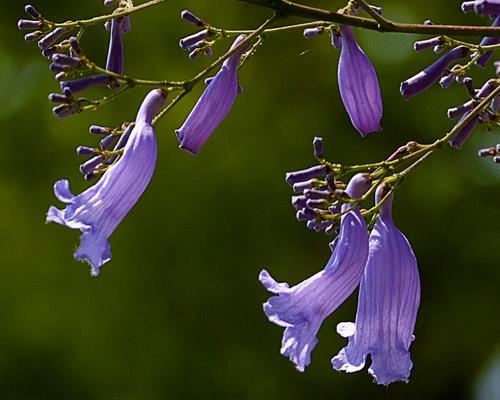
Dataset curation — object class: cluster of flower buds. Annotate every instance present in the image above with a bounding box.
[447,78,499,148]
[179,10,213,59]
[77,122,134,180]
[285,137,356,236]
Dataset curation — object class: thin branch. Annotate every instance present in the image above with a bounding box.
[239,0,500,37]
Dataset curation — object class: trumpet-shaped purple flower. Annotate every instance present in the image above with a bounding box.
[332,187,420,385]
[400,46,470,99]
[46,89,166,276]
[176,35,249,154]
[338,26,383,136]
[260,174,371,371]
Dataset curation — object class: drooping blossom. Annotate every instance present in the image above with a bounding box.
[260,173,371,371]
[46,89,166,276]
[400,46,470,99]
[337,26,383,136]
[332,186,420,385]
[176,35,249,154]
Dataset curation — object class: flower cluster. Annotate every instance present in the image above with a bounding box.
[401,1,500,156]
[261,140,421,384]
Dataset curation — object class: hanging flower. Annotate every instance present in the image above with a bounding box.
[332,186,421,385]
[46,89,166,276]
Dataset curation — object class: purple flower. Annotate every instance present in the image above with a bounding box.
[176,35,249,154]
[46,89,166,276]
[400,46,470,100]
[449,113,480,149]
[332,187,420,385]
[260,174,371,371]
[337,26,383,136]
[106,16,130,76]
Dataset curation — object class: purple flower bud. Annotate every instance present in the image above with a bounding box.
[491,96,500,111]
[338,26,383,135]
[293,179,318,193]
[61,74,112,94]
[424,19,434,25]
[25,4,41,19]
[104,0,116,6]
[439,73,455,88]
[447,100,476,119]
[291,196,308,210]
[313,136,324,158]
[413,37,442,52]
[42,46,57,59]
[478,147,496,157]
[433,45,443,54]
[306,219,332,232]
[495,60,500,76]
[476,79,497,97]
[204,47,213,57]
[296,208,317,221]
[326,174,336,191]
[181,10,205,27]
[52,53,81,66]
[462,1,476,13]
[306,198,328,208]
[494,155,500,163]
[469,0,500,17]
[100,134,118,150]
[77,146,99,156]
[285,165,327,186]
[449,113,481,149]
[188,48,202,60]
[48,93,71,104]
[24,31,43,42]
[401,46,470,99]
[55,72,67,82]
[89,125,112,135]
[50,62,70,73]
[69,37,82,55]
[304,188,331,199]
[463,77,476,97]
[475,16,500,67]
[303,27,325,38]
[18,19,43,30]
[53,103,79,119]
[179,29,210,50]
[38,28,66,50]
[80,155,105,176]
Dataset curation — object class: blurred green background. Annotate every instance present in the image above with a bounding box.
[1,0,499,399]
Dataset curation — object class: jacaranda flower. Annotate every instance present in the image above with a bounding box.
[332,186,420,385]
[400,46,470,99]
[260,173,371,371]
[338,26,383,136]
[46,89,166,276]
[105,15,131,76]
[176,35,249,154]
[475,16,500,67]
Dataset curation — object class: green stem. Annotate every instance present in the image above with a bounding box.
[53,0,167,28]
